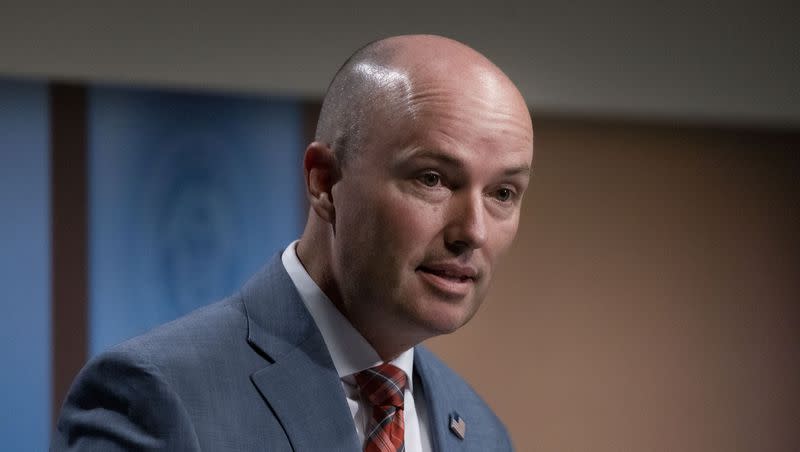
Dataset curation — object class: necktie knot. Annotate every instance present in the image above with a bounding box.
[355,363,408,409]
[355,363,407,452]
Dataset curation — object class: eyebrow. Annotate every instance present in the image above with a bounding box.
[403,149,463,168]
[503,164,532,177]
[400,148,531,177]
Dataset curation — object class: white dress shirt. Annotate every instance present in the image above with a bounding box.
[282,241,432,452]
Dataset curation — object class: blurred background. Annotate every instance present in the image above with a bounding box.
[1,2,797,451]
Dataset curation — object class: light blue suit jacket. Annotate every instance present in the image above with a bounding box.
[52,255,512,451]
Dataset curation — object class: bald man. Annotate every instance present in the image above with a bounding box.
[53,35,533,452]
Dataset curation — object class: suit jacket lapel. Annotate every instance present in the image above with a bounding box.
[415,345,464,452]
[242,255,361,451]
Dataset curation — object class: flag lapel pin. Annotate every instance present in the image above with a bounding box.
[449,412,466,440]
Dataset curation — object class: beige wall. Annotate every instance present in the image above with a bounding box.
[427,118,800,451]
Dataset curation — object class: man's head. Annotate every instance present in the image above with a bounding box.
[297,35,533,359]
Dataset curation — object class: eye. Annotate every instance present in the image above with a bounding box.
[418,172,441,187]
[495,188,514,202]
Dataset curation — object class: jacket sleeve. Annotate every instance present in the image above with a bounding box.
[51,348,201,451]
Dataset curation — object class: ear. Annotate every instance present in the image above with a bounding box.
[303,141,340,224]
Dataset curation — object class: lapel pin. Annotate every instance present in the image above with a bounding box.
[449,412,466,440]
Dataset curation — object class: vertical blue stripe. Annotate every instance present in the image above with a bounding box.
[0,79,51,451]
[88,86,305,354]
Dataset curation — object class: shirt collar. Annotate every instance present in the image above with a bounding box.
[281,240,415,387]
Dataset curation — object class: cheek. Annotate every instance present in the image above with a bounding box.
[378,193,444,250]
[334,185,434,263]
[487,216,520,261]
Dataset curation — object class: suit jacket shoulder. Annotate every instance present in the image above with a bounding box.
[52,256,360,451]
[52,294,297,451]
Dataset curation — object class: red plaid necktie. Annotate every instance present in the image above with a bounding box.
[355,363,408,452]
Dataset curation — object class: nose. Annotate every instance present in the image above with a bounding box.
[444,191,488,253]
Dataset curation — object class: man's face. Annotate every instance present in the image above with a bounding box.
[329,71,533,344]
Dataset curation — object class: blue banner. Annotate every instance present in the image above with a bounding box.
[89,86,305,354]
[0,79,51,451]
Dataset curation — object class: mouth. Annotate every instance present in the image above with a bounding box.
[416,263,478,297]
[417,267,474,282]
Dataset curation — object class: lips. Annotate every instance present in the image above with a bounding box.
[417,263,477,281]
[416,262,478,297]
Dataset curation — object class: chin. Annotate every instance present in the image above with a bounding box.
[407,299,479,337]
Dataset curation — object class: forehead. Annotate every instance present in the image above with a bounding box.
[346,50,533,168]
[414,89,531,143]
[375,76,533,165]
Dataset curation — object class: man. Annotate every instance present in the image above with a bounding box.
[53,34,533,451]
